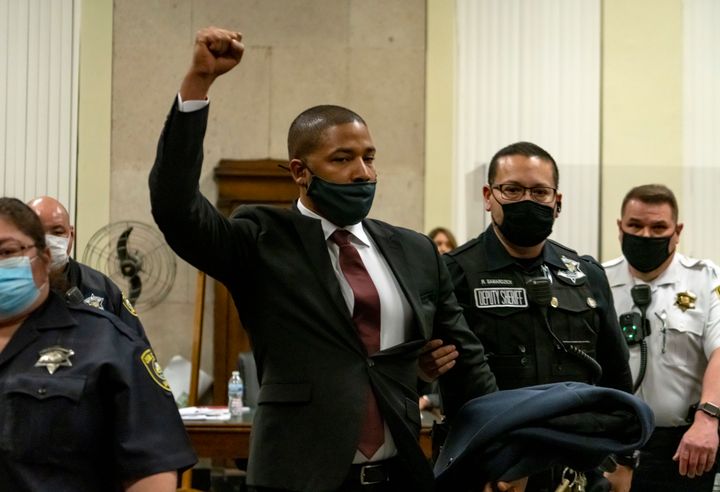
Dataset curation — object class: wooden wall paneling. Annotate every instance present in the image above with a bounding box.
[212,159,298,404]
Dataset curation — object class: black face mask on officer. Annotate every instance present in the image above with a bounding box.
[621,232,674,273]
[304,166,376,227]
[496,200,555,247]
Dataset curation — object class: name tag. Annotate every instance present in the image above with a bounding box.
[474,288,528,308]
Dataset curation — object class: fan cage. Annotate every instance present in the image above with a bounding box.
[81,221,176,310]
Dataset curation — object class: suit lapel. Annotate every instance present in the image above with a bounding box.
[291,213,361,348]
[364,220,426,338]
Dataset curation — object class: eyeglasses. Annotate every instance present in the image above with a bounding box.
[0,241,37,260]
[492,184,557,204]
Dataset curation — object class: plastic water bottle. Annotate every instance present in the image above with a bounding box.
[228,370,244,418]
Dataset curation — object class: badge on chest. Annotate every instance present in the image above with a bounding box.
[555,256,587,286]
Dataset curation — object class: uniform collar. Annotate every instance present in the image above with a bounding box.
[607,253,681,288]
[0,293,77,368]
[482,226,565,271]
[27,292,78,332]
[296,198,371,247]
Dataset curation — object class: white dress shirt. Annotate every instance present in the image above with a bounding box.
[297,200,414,462]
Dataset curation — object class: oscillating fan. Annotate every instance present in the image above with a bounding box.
[81,221,176,310]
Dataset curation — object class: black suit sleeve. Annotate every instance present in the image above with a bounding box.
[430,242,498,418]
[149,101,259,287]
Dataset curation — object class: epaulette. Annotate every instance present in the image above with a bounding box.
[447,236,481,257]
[602,256,624,269]
[66,302,140,341]
[579,254,605,272]
[678,256,720,275]
[546,238,578,255]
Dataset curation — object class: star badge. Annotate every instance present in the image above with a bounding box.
[83,294,105,310]
[34,346,75,374]
[557,256,586,284]
[675,291,696,312]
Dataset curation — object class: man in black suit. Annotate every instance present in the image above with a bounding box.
[149,27,515,492]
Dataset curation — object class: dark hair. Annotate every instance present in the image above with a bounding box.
[428,227,458,250]
[621,184,679,223]
[0,197,47,250]
[287,105,367,160]
[487,141,559,187]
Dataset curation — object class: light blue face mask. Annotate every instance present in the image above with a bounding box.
[0,256,41,320]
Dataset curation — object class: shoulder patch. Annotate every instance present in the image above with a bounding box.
[141,349,172,392]
[714,285,720,300]
[122,294,138,317]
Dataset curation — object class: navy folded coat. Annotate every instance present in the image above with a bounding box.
[434,382,655,491]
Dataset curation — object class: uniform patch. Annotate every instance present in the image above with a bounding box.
[675,291,696,312]
[83,294,105,310]
[141,349,171,392]
[122,294,138,317]
[35,346,74,374]
[556,256,586,284]
[474,288,528,308]
[714,285,720,300]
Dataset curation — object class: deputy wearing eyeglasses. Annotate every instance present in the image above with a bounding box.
[0,197,196,491]
[443,142,634,492]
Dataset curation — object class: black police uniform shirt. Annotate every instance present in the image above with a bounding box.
[64,257,149,343]
[0,292,196,491]
[445,226,632,392]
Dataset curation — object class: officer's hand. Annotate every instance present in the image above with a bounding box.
[418,339,458,382]
[603,464,633,492]
[180,27,244,100]
[481,476,528,492]
[673,412,719,478]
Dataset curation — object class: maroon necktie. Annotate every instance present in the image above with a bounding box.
[331,229,384,458]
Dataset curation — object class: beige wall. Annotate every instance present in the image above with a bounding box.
[76,0,112,258]
[424,0,455,234]
[105,0,427,370]
[600,0,683,261]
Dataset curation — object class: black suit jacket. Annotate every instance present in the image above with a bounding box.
[149,102,497,491]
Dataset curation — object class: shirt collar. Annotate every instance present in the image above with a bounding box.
[608,254,681,288]
[483,226,560,271]
[296,199,371,246]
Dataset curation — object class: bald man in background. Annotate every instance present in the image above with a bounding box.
[27,196,147,341]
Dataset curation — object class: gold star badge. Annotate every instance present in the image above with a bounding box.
[675,291,696,312]
[34,346,75,374]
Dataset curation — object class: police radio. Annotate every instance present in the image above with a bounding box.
[526,277,603,384]
[619,284,652,393]
[65,286,84,305]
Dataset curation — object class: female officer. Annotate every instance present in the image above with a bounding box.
[0,197,196,491]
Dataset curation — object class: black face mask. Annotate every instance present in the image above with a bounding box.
[621,232,674,273]
[305,173,376,227]
[496,200,555,247]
